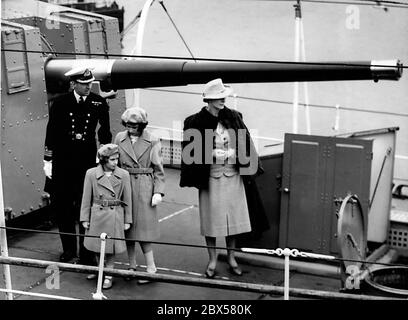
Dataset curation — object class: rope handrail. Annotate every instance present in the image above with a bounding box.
[275,0,408,9]
[147,124,408,162]
[147,124,285,144]
[143,88,408,118]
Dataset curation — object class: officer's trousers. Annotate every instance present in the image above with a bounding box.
[51,172,95,265]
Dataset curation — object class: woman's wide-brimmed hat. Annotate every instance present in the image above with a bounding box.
[97,143,119,159]
[121,107,148,124]
[202,78,233,100]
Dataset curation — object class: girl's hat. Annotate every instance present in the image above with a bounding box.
[121,107,148,124]
[97,143,119,159]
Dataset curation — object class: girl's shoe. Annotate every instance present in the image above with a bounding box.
[125,268,136,281]
[137,267,156,284]
[103,276,113,289]
[86,273,97,280]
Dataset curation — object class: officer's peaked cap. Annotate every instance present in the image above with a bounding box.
[64,66,95,83]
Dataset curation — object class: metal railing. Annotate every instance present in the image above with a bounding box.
[1,229,404,300]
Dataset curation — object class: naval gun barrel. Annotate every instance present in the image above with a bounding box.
[44,58,403,94]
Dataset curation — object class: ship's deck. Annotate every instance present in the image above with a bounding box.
[0,167,356,301]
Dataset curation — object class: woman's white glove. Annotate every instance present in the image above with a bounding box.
[225,148,236,159]
[82,221,90,229]
[43,160,52,179]
[151,193,162,207]
[96,144,103,164]
[212,149,227,161]
[124,223,131,231]
[212,148,235,162]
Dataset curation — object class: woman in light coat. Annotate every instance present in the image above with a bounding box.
[114,107,165,283]
[80,144,132,289]
[180,79,264,278]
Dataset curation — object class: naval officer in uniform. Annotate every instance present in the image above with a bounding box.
[43,66,112,263]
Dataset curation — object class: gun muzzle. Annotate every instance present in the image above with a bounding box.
[370,60,403,81]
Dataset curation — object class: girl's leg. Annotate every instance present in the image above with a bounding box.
[140,242,156,273]
[104,253,115,269]
[102,253,114,289]
[86,252,98,280]
[126,240,137,269]
[138,242,156,284]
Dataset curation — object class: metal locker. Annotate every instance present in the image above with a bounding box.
[10,16,87,58]
[279,133,372,255]
[1,21,49,220]
[52,11,107,58]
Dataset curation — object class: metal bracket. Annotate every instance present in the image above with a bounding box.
[393,184,408,200]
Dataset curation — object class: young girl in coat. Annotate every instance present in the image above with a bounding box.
[80,144,132,289]
[114,107,165,284]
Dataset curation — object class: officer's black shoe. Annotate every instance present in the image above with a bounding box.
[59,252,77,263]
[78,257,95,266]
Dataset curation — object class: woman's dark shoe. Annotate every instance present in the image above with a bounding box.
[59,252,76,263]
[125,268,136,282]
[228,265,243,276]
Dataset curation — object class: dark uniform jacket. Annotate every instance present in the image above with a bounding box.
[44,91,112,204]
[179,106,269,237]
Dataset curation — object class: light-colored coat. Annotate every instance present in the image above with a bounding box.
[114,130,165,241]
[80,165,132,254]
[199,126,251,237]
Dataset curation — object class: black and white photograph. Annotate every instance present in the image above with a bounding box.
[1,0,408,310]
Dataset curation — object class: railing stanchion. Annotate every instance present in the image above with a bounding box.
[282,248,292,300]
[0,160,13,300]
[92,233,108,300]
